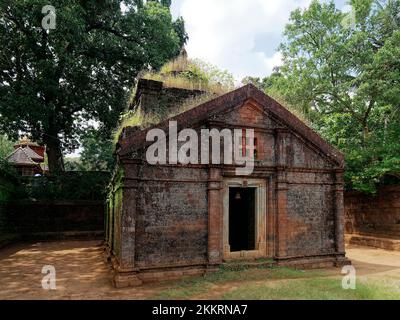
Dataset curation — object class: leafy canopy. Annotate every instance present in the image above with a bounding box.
[143,55,235,94]
[245,0,400,192]
[0,0,187,172]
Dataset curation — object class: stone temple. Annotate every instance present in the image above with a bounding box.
[106,80,350,287]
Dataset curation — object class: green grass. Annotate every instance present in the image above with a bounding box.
[154,266,324,300]
[113,92,220,145]
[141,56,233,95]
[112,108,161,144]
[153,266,400,300]
[142,72,230,95]
[222,277,400,300]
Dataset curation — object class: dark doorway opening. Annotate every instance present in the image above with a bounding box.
[229,187,256,252]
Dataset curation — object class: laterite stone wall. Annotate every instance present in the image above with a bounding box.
[135,167,209,269]
[345,186,400,234]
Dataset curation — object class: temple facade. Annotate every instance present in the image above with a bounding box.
[106,82,350,287]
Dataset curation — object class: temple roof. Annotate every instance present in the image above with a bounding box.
[7,146,43,166]
[14,136,40,147]
[118,84,344,167]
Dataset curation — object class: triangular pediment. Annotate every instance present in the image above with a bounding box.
[211,99,287,130]
[119,84,344,167]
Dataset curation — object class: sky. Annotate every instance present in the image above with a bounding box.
[170,0,349,81]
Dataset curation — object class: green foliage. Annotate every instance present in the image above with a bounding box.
[112,91,222,145]
[248,0,400,193]
[64,157,82,171]
[242,69,282,91]
[0,171,17,202]
[113,56,234,143]
[0,134,14,160]
[190,59,235,89]
[79,130,115,171]
[0,0,186,172]
[0,134,18,181]
[21,171,110,201]
[112,107,161,144]
[0,136,19,205]
[143,57,235,94]
[166,92,221,119]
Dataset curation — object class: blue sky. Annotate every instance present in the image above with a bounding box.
[171,0,350,81]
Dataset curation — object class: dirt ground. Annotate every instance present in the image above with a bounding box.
[0,240,399,300]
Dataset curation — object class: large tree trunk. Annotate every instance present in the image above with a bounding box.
[45,135,64,173]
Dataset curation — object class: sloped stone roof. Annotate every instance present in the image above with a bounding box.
[118,84,344,167]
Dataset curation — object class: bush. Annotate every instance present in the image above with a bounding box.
[21,171,110,201]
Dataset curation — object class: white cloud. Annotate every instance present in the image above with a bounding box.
[173,0,312,82]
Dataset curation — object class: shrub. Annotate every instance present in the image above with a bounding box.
[21,171,110,201]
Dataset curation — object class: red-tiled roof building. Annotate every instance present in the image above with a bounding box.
[6,137,45,176]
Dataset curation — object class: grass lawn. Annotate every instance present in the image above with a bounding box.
[153,266,400,300]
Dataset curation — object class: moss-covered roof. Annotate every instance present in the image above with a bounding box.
[117,84,345,168]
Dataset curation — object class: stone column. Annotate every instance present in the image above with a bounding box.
[275,129,289,259]
[113,160,142,287]
[334,169,345,255]
[276,168,288,258]
[266,175,275,258]
[103,197,111,264]
[104,199,109,245]
[135,78,162,114]
[207,167,223,269]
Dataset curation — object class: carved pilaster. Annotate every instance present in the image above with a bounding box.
[207,167,223,266]
[334,169,345,254]
[274,129,290,259]
[119,162,140,271]
[111,161,143,288]
[276,168,288,258]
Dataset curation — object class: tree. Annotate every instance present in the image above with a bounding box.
[0,0,187,172]
[0,134,16,177]
[80,129,115,171]
[189,59,235,89]
[252,0,400,192]
[0,134,14,160]
[242,67,282,91]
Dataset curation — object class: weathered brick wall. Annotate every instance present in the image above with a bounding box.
[289,135,332,169]
[113,187,123,259]
[1,200,104,238]
[286,183,336,256]
[214,101,338,257]
[134,166,209,269]
[214,102,333,170]
[345,186,400,233]
[134,79,206,117]
[110,92,345,284]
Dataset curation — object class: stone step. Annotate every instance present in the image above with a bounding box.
[222,259,275,271]
[276,256,349,269]
[223,256,347,271]
[346,234,400,251]
[358,231,400,239]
